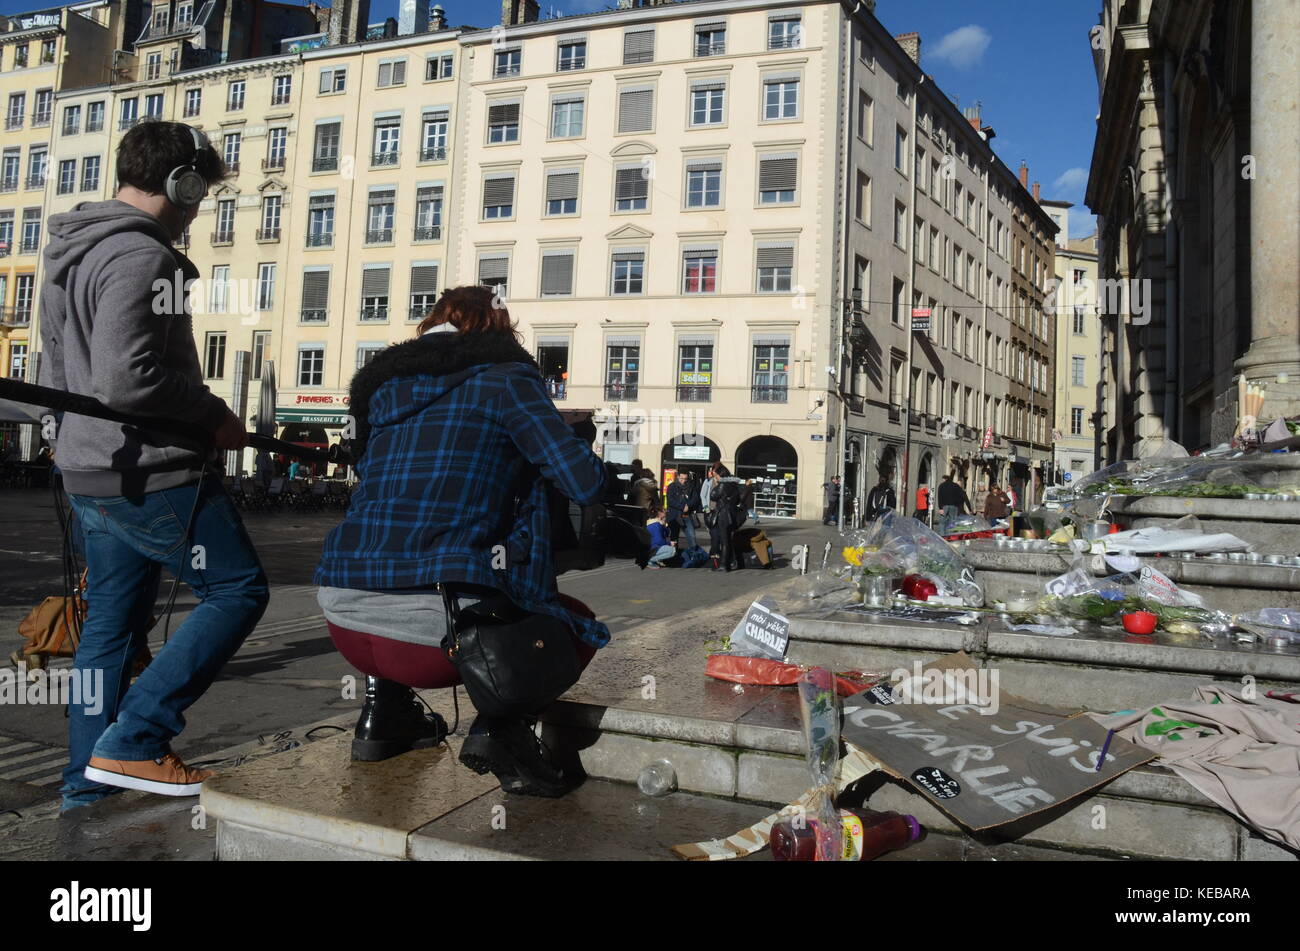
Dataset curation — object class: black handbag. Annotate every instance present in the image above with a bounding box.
[440,585,581,719]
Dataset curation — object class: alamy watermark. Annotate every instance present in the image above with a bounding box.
[1045,276,1152,325]
[862,661,1002,715]
[0,662,103,715]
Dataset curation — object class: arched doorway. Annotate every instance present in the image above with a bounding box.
[735,435,798,519]
[660,434,722,495]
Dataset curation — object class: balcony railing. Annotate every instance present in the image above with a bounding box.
[557,56,585,71]
[183,106,200,118]
[11,307,31,325]
[56,181,74,195]
[413,225,441,242]
[271,92,291,107]
[262,157,285,171]
[32,112,51,127]
[371,151,399,167]
[20,238,40,254]
[365,229,393,245]
[604,382,637,401]
[25,174,45,190]
[409,306,433,323]
[751,385,788,404]
[256,228,280,242]
[0,180,18,193]
[300,309,327,323]
[81,178,99,192]
[360,306,389,323]
[211,230,234,245]
[676,385,712,403]
[768,35,801,50]
[224,161,240,173]
[305,232,333,248]
[61,123,79,136]
[4,115,23,130]
[694,41,726,57]
[311,155,338,172]
[493,64,521,78]
[118,116,141,131]
[419,146,446,162]
[86,121,104,134]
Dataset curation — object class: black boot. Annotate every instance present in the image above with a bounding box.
[351,676,449,762]
[458,716,572,798]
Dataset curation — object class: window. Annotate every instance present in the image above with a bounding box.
[259,195,281,239]
[356,344,385,369]
[1073,306,1086,335]
[857,91,873,144]
[144,93,163,118]
[421,109,449,160]
[227,81,245,111]
[319,67,346,95]
[914,217,925,265]
[482,174,515,219]
[493,48,521,78]
[145,52,163,81]
[894,126,908,173]
[87,101,104,132]
[57,160,76,195]
[13,274,33,321]
[855,171,870,223]
[13,44,28,69]
[80,156,101,192]
[414,185,443,239]
[893,278,906,326]
[176,1,194,27]
[604,341,640,400]
[214,199,235,242]
[222,132,241,171]
[244,330,268,378]
[539,251,575,297]
[256,264,276,311]
[916,147,926,192]
[623,29,654,65]
[0,212,13,255]
[854,256,870,309]
[209,266,230,313]
[695,22,726,57]
[677,339,713,401]
[40,38,56,64]
[537,337,569,399]
[426,54,454,81]
[545,168,580,216]
[893,202,907,249]
[487,101,520,143]
[360,266,390,322]
[768,15,801,49]
[366,189,395,243]
[0,149,17,191]
[266,127,287,169]
[763,75,798,120]
[204,333,226,379]
[372,116,401,164]
[9,343,28,379]
[478,254,509,296]
[377,59,407,88]
[312,123,340,172]
[551,96,585,138]
[756,244,794,292]
[758,153,797,204]
[272,74,292,105]
[557,39,585,71]
[685,159,722,208]
[611,250,645,295]
[298,347,324,387]
[690,80,725,127]
[752,339,790,402]
[183,87,201,117]
[6,93,25,129]
[409,264,440,320]
[614,165,648,212]
[1072,355,1085,386]
[306,194,335,246]
[682,247,717,294]
[617,87,654,134]
[300,269,330,322]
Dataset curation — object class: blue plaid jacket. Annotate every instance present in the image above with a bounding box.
[315,331,610,647]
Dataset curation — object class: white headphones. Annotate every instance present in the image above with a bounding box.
[163,126,210,208]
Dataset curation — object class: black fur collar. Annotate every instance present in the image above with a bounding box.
[347,332,536,455]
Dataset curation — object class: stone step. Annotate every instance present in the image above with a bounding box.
[1103,496,1300,552]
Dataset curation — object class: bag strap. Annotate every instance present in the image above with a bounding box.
[440,583,460,654]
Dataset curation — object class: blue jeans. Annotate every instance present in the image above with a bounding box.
[648,544,676,566]
[671,516,698,550]
[62,476,268,811]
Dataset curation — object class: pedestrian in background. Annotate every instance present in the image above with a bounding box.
[713,465,747,571]
[628,468,659,514]
[866,473,897,520]
[742,479,760,525]
[936,474,971,526]
[666,471,696,549]
[983,483,1011,522]
[822,475,841,526]
[644,507,676,569]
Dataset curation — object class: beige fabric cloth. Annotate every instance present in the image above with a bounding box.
[1095,686,1300,850]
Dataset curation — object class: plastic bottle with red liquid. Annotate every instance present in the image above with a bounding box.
[770,808,922,861]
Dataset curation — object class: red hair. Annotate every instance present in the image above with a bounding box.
[415,285,519,339]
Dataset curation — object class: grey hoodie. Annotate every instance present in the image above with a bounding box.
[38,200,229,497]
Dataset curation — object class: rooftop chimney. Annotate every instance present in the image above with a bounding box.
[1018,161,1029,188]
[894,31,921,66]
[502,0,539,26]
[1033,181,1041,203]
[429,3,446,30]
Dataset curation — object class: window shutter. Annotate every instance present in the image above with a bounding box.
[545,170,580,202]
[695,20,726,32]
[318,70,331,94]
[756,244,794,269]
[374,114,400,128]
[753,333,790,346]
[606,336,640,348]
[378,62,392,86]
[488,102,520,125]
[301,270,330,309]
[611,250,644,263]
[614,167,647,201]
[623,29,654,64]
[409,264,439,295]
[686,159,722,173]
[682,246,717,260]
[690,80,726,93]
[679,334,714,347]
[764,74,800,86]
[417,185,441,203]
[483,176,515,206]
[759,154,798,191]
[540,252,575,295]
[361,267,390,297]
[308,193,334,209]
[478,256,509,284]
[392,60,406,85]
[423,107,449,123]
[617,88,653,133]
[368,188,395,207]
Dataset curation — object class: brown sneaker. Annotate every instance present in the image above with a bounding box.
[84,751,212,797]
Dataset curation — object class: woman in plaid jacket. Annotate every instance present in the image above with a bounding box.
[315,286,607,797]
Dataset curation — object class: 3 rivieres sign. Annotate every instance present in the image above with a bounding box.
[277,394,350,427]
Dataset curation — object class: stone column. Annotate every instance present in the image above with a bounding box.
[1237,0,1300,416]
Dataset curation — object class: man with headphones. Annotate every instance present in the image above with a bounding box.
[38,121,270,812]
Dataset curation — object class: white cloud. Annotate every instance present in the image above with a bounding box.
[1053,167,1090,194]
[1069,213,1098,241]
[929,25,991,69]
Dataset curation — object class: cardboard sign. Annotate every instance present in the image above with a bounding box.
[841,654,1155,831]
[729,598,790,661]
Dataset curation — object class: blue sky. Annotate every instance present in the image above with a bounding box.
[2,0,1101,235]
